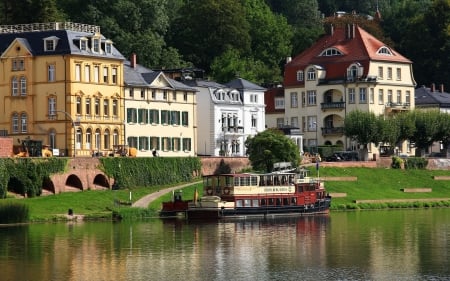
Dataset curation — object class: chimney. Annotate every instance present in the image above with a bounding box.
[286,57,292,63]
[130,53,136,68]
[440,84,444,93]
[431,83,435,92]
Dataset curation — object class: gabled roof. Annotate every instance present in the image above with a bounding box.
[415,85,450,108]
[265,86,285,114]
[0,29,125,60]
[225,78,266,91]
[284,25,411,87]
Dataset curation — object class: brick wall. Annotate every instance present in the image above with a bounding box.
[0,138,13,157]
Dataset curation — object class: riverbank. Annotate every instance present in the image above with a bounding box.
[3,167,450,222]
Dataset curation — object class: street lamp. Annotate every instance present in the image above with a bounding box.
[314,121,318,154]
[52,110,80,157]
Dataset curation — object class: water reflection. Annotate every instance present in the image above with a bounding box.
[0,209,449,281]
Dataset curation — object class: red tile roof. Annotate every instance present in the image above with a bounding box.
[264,86,284,113]
[284,25,412,87]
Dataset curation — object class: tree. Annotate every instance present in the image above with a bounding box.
[1,0,64,24]
[409,110,441,156]
[245,129,300,172]
[344,110,379,160]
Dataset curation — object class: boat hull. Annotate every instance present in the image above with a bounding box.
[186,197,331,220]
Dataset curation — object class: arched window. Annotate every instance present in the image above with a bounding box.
[76,128,82,149]
[20,76,27,96]
[11,76,18,96]
[104,129,110,149]
[377,47,393,56]
[86,128,92,150]
[21,113,27,133]
[113,129,119,146]
[95,128,101,150]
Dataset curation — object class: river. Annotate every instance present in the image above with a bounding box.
[1,209,449,281]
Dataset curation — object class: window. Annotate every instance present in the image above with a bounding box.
[12,113,19,133]
[129,88,134,98]
[86,128,92,150]
[347,65,358,80]
[378,67,383,79]
[128,137,138,149]
[162,137,171,151]
[44,38,57,51]
[94,98,100,115]
[296,71,304,81]
[103,67,109,83]
[307,90,317,105]
[112,67,117,84]
[388,90,393,103]
[141,90,145,99]
[76,128,82,149]
[151,90,156,99]
[307,68,316,80]
[104,129,110,149]
[113,129,119,146]
[377,46,393,55]
[171,111,180,125]
[112,99,118,116]
[49,129,56,149]
[370,88,374,104]
[75,64,81,81]
[290,92,298,108]
[11,76,18,96]
[48,64,55,82]
[76,97,82,114]
[150,136,160,150]
[84,65,90,82]
[302,92,306,107]
[406,91,411,105]
[21,113,27,133]
[397,90,402,103]
[172,138,181,151]
[92,37,100,53]
[359,88,367,103]
[105,42,112,54]
[348,88,355,103]
[274,97,284,109]
[139,136,149,151]
[291,117,298,127]
[182,111,189,126]
[387,67,392,80]
[276,118,284,128]
[103,99,109,116]
[48,97,56,117]
[250,94,258,103]
[20,76,26,96]
[86,98,91,115]
[161,110,169,125]
[150,109,159,124]
[12,59,25,71]
[378,89,384,105]
[251,115,257,128]
[172,91,177,101]
[307,116,317,131]
[182,138,192,151]
[396,68,401,80]
[163,90,168,100]
[138,109,148,124]
[80,39,87,51]
[93,65,99,83]
[320,48,343,56]
[127,108,137,123]
[95,129,101,150]
[183,92,188,101]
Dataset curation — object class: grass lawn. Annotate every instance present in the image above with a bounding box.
[3,167,450,221]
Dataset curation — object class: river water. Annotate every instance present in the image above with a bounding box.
[1,209,449,281]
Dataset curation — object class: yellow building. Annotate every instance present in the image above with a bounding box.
[0,22,125,157]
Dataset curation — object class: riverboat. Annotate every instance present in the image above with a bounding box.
[160,163,331,219]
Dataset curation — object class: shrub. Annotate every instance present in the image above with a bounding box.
[404,157,428,169]
[0,202,29,223]
[391,156,404,169]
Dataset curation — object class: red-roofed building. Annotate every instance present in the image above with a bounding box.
[283,24,416,159]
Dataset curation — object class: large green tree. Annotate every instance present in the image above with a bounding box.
[1,0,64,24]
[245,129,300,172]
[344,110,380,160]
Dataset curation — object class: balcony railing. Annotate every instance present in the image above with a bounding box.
[321,127,344,136]
[321,101,345,110]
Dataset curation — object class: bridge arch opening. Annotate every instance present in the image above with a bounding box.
[93,174,110,190]
[65,174,83,191]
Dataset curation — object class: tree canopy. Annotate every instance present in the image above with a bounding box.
[245,129,300,172]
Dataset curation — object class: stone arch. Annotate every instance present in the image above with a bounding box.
[336,140,344,147]
[65,174,83,191]
[42,176,55,195]
[7,177,25,196]
[93,174,110,190]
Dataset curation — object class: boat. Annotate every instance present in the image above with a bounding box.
[160,164,331,219]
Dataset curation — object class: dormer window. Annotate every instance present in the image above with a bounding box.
[319,47,343,56]
[307,68,316,80]
[92,37,100,53]
[377,46,393,56]
[104,40,113,54]
[44,36,59,51]
[346,62,363,81]
[80,38,88,51]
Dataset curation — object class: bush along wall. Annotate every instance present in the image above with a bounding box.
[99,157,202,189]
[0,158,68,199]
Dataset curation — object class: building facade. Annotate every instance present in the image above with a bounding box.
[283,24,416,157]
[0,22,125,157]
[123,54,197,157]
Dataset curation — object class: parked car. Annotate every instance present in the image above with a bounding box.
[326,151,359,162]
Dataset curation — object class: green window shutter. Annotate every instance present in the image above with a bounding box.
[182,111,188,126]
[127,108,132,123]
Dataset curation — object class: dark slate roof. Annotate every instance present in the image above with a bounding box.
[0,29,125,60]
[183,79,226,89]
[415,85,450,108]
[123,60,197,91]
[225,78,266,91]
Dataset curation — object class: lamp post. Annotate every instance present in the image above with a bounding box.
[314,121,319,154]
[52,110,80,157]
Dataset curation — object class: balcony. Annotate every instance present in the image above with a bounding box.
[321,101,345,111]
[385,102,411,113]
[321,126,344,136]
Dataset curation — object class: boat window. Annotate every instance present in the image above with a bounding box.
[283,198,289,205]
[250,176,257,186]
[276,198,282,206]
[225,176,232,186]
[268,198,275,205]
[297,186,303,193]
[291,197,297,204]
[274,176,280,185]
[236,200,243,207]
[259,176,265,186]
[241,176,250,186]
[261,199,266,206]
[244,199,251,207]
[234,177,240,186]
[252,199,259,207]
